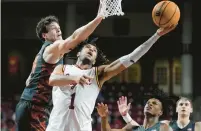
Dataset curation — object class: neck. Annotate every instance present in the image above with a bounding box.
[177,115,190,128]
[143,115,159,129]
[76,60,92,70]
[45,40,53,43]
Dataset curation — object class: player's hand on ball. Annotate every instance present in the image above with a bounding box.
[157,24,177,36]
[97,103,109,118]
[117,96,131,116]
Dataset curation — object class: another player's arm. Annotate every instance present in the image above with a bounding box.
[98,33,160,86]
[98,26,176,86]
[49,65,77,86]
[97,103,133,131]
[49,64,92,86]
[195,122,201,131]
[101,117,133,131]
[43,15,103,64]
[117,96,140,127]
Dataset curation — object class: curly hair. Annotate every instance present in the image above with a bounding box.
[66,37,110,67]
[36,15,59,42]
[142,87,178,119]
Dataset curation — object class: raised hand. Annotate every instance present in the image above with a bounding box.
[97,103,109,118]
[117,96,131,116]
[157,24,177,36]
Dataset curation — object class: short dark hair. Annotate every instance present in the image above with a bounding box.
[176,97,193,107]
[36,15,59,42]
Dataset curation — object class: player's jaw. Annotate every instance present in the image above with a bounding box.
[80,44,97,64]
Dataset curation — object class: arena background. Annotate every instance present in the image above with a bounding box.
[1,0,201,130]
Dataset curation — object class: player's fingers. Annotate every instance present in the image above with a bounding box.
[83,75,93,80]
[120,96,123,104]
[117,101,120,106]
[125,96,128,103]
[80,77,89,85]
[128,103,131,109]
[119,97,122,104]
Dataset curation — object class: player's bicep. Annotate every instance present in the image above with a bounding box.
[98,60,126,84]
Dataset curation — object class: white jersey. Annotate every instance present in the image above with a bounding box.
[46,65,100,131]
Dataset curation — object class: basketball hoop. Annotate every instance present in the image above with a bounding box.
[98,0,124,19]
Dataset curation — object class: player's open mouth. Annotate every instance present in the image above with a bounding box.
[87,52,93,56]
[146,106,152,110]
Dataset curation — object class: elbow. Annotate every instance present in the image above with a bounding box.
[49,75,56,86]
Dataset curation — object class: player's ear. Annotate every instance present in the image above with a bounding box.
[190,107,193,113]
[159,110,163,116]
[42,33,47,40]
[77,52,80,57]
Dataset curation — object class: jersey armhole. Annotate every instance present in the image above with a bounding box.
[62,65,66,74]
[95,67,101,89]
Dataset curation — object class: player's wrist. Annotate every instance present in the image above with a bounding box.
[155,31,162,37]
[122,113,132,124]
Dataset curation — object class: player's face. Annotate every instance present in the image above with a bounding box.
[176,100,192,116]
[78,44,98,65]
[43,22,62,42]
[144,98,163,116]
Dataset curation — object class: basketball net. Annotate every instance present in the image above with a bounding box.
[98,0,124,19]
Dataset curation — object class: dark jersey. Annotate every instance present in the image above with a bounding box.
[169,120,195,131]
[20,41,63,106]
[132,122,161,131]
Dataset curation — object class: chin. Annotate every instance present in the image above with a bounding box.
[144,111,153,115]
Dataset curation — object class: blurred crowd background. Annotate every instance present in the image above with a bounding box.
[1,0,201,130]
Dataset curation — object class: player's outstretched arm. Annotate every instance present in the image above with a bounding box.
[98,25,177,86]
[49,64,93,87]
[43,3,104,64]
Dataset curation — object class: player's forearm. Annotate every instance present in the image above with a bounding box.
[49,74,77,86]
[119,32,160,68]
[73,16,103,42]
[100,33,160,83]
[101,117,112,131]
[61,16,103,52]
[101,117,123,131]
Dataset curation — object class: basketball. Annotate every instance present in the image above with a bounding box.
[152,0,180,28]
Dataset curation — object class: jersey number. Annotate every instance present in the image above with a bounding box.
[69,93,76,109]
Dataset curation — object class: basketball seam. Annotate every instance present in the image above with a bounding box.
[159,1,171,26]
[160,5,178,25]
[153,1,168,26]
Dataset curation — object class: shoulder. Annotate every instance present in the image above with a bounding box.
[160,120,170,125]
[160,123,172,131]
